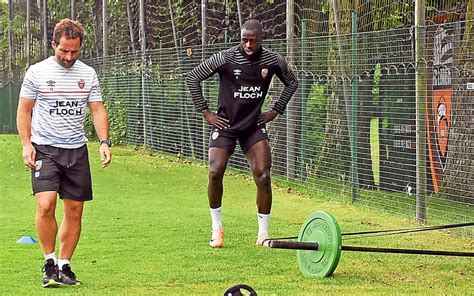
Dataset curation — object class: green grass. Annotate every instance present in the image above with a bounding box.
[0,134,473,295]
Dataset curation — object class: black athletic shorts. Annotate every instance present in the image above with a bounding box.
[209,126,269,154]
[31,144,93,201]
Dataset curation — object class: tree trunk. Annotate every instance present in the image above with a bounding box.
[125,0,136,53]
[102,0,108,58]
[92,0,101,58]
[442,10,474,204]
[7,0,13,81]
[316,0,351,182]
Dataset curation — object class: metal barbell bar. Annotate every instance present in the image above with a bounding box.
[266,211,473,278]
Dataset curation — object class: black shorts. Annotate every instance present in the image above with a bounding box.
[32,144,93,201]
[209,126,269,154]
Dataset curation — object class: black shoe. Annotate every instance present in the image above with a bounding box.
[59,264,82,286]
[41,259,61,288]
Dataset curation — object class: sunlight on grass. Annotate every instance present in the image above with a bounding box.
[1,135,472,295]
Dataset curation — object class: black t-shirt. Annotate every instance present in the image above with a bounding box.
[187,45,298,134]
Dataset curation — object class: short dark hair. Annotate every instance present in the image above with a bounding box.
[53,18,84,46]
[242,19,263,36]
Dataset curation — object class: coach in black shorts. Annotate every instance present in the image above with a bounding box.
[17,19,111,287]
[187,19,298,248]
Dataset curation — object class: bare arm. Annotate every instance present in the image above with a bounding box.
[88,101,111,168]
[17,98,36,169]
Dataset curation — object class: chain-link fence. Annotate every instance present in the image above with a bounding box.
[83,20,473,236]
[1,1,473,235]
[1,0,470,85]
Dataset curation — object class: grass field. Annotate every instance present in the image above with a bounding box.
[0,134,473,295]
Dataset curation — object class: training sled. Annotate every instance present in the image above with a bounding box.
[266,211,474,278]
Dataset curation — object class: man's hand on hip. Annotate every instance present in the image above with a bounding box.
[257,110,278,125]
[202,109,230,130]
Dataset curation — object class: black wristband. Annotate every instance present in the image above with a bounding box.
[100,139,112,147]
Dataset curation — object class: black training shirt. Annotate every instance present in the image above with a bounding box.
[187,45,298,133]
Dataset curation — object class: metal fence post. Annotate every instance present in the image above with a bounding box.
[103,0,108,58]
[202,0,208,161]
[42,0,48,59]
[415,0,427,222]
[71,0,76,19]
[286,0,297,180]
[300,20,308,181]
[158,41,163,151]
[26,0,31,67]
[139,0,146,146]
[351,11,359,202]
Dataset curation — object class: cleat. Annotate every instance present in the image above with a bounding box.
[59,264,82,286]
[42,259,61,288]
[209,228,224,248]
[256,234,270,247]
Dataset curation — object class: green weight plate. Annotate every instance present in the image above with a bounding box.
[296,211,342,278]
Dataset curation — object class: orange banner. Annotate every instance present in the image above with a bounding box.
[427,88,451,192]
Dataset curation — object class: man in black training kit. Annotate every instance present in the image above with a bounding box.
[187,19,298,248]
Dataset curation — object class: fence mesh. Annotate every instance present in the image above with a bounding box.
[83,20,473,236]
[1,0,471,85]
[1,1,473,235]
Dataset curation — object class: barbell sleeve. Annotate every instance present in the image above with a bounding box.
[268,240,319,251]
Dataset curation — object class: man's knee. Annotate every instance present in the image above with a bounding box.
[209,166,225,183]
[63,200,84,221]
[254,168,271,186]
[36,199,56,218]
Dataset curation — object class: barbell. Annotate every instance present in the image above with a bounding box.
[265,211,473,278]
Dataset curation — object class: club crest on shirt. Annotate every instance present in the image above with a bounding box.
[78,79,85,89]
[233,69,242,79]
[261,68,268,79]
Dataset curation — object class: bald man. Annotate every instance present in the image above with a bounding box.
[187,19,298,248]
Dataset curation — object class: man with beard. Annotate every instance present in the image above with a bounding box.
[17,18,112,287]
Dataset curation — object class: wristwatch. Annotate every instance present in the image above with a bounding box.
[100,139,112,147]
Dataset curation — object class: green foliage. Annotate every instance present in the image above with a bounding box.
[0,3,7,55]
[304,81,327,164]
[10,15,25,36]
[85,77,128,145]
[371,1,413,30]
[104,96,128,145]
[372,63,381,106]
[47,0,69,21]
[101,78,128,145]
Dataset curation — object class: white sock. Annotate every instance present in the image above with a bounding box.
[210,207,223,232]
[44,252,57,265]
[58,259,70,270]
[257,213,271,237]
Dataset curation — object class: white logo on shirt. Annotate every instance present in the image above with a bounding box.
[234,85,263,100]
[233,69,242,79]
